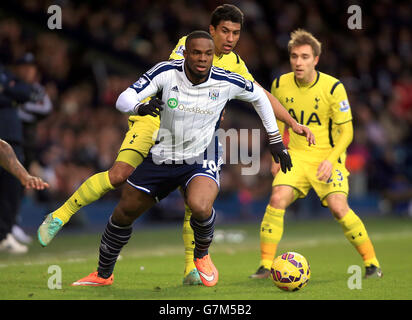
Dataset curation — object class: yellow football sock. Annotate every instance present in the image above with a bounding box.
[182,204,196,275]
[260,205,285,269]
[52,171,114,225]
[337,210,379,267]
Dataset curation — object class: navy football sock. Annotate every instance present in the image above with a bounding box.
[190,208,216,259]
[97,216,132,279]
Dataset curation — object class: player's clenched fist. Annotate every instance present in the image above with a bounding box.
[268,133,292,174]
[134,98,164,117]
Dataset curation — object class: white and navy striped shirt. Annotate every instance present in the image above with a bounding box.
[116,59,279,162]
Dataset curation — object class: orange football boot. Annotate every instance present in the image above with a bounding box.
[71,271,114,286]
[194,254,218,287]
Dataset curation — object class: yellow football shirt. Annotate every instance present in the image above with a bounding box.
[169,36,254,81]
[271,71,352,163]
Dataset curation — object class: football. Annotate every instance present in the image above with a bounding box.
[270,252,311,291]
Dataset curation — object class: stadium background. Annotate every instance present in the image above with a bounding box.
[1,0,411,231]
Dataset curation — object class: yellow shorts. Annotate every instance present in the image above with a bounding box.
[273,154,349,207]
[116,115,160,167]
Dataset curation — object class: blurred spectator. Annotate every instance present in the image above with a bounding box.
[0,50,47,251]
[13,52,53,168]
[9,52,53,242]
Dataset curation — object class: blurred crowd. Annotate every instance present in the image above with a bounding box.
[0,0,411,218]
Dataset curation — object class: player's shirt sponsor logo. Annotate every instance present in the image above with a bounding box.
[288,108,322,126]
[167,98,178,109]
[171,85,179,92]
[167,97,214,115]
[177,104,214,115]
[339,100,350,112]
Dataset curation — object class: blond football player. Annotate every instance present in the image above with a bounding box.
[250,29,382,279]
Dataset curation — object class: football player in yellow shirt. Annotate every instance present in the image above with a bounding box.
[250,29,382,279]
[38,4,314,284]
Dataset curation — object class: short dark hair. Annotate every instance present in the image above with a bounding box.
[210,4,244,28]
[185,30,213,47]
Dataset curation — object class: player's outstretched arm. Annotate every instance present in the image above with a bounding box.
[0,139,49,190]
[237,83,293,174]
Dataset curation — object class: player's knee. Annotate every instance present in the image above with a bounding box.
[269,192,289,210]
[327,194,350,219]
[109,163,135,187]
[113,196,147,225]
[329,202,350,219]
[112,205,136,226]
[187,199,212,221]
[269,186,295,209]
[113,187,152,225]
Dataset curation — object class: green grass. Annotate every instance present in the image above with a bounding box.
[0,216,411,300]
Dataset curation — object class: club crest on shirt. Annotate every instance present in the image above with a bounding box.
[209,89,220,101]
[314,97,320,109]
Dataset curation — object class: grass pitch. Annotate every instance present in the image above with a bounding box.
[0,216,411,301]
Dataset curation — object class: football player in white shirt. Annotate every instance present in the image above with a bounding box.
[71,31,291,288]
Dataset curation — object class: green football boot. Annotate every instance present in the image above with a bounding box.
[183,268,202,285]
[37,213,63,247]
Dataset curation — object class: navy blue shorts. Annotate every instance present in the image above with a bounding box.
[127,152,223,202]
